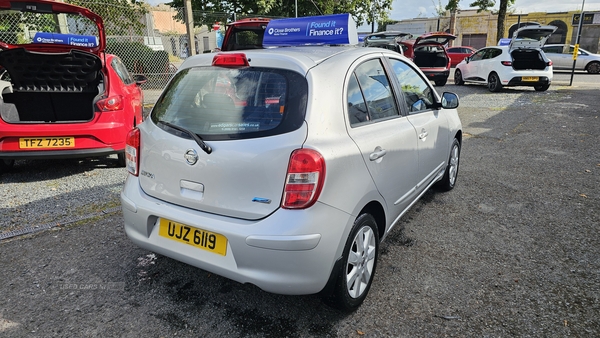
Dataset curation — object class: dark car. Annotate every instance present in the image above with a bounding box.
[399,32,456,86]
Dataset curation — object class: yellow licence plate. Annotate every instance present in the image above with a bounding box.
[158,219,227,256]
[19,137,75,149]
[522,76,539,82]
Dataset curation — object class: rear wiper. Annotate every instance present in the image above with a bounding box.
[157,121,212,154]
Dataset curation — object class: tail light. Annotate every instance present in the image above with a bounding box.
[547,60,553,66]
[501,61,512,66]
[282,149,326,209]
[97,95,123,111]
[125,128,140,176]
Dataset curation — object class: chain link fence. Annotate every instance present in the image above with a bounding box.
[72,1,228,101]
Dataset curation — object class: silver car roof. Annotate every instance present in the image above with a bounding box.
[178,45,403,75]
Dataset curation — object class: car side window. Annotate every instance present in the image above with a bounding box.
[543,46,561,54]
[567,46,583,55]
[481,49,493,60]
[388,59,435,114]
[347,74,370,125]
[470,49,486,61]
[348,59,399,124]
[111,57,134,85]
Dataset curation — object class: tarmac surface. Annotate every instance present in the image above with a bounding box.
[1,76,599,337]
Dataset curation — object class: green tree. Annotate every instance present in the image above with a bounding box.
[377,18,396,32]
[67,0,148,35]
[166,0,392,29]
[432,0,447,17]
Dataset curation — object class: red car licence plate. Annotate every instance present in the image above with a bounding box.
[19,137,75,149]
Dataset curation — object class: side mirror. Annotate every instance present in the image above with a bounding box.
[441,92,459,109]
[134,74,148,85]
[465,56,470,64]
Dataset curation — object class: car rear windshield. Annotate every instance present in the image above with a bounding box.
[0,8,99,46]
[151,66,308,141]
[222,26,265,51]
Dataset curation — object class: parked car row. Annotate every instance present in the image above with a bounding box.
[364,31,456,86]
[450,42,600,77]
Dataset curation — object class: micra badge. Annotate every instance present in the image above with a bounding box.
[140,170,155,179]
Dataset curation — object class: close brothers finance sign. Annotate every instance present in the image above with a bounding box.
[262,14,359,47]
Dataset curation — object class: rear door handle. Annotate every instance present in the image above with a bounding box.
[369,147,387,161]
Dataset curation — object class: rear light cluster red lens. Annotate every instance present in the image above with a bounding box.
[125,128,140,176]
[212,53,250,67]
[282,149,326,209]
[547,60,553,66]
[97,95,123,111]
[501,61,512,66]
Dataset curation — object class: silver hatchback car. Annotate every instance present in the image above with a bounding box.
[121,16,462,311]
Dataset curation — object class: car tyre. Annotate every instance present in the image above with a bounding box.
[435,138,460,191]
[435,79,447,86]
[325,213,379,312]
[0,159,15,174]
[454,69,465,85]
[488,72,502,92]
[585,61,600,74]
[534,84,550,92]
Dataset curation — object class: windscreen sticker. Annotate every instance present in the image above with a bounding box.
[33,32,98,47]
[209,122,260,132]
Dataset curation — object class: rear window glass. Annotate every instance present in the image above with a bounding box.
[223,27,265,51]
[151,67,308,141]
[0,10,99,46]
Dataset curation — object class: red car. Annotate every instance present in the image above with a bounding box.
[219,17,271,51]
[0,0,146,173]
[446,46,477,67]
[398,32,456,86]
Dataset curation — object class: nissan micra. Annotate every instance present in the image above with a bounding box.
[121,14,462,311]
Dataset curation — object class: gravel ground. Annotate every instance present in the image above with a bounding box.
[0,82,599,337]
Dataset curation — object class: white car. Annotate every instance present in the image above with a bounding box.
[454,25,557,92]
[120,14,462,311]
[541,44,600,74]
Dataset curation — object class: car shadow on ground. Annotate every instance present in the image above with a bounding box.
[1,156,124,183]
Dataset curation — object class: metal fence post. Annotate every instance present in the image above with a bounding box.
[184,0,196,57]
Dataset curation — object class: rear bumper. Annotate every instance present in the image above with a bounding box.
[0,148,119,160]
[120,175,354,295]
[0,111,131,160]
[422,69,450,81]
[507,76,551,87]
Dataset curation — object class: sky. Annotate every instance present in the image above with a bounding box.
[389,0,600,21]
